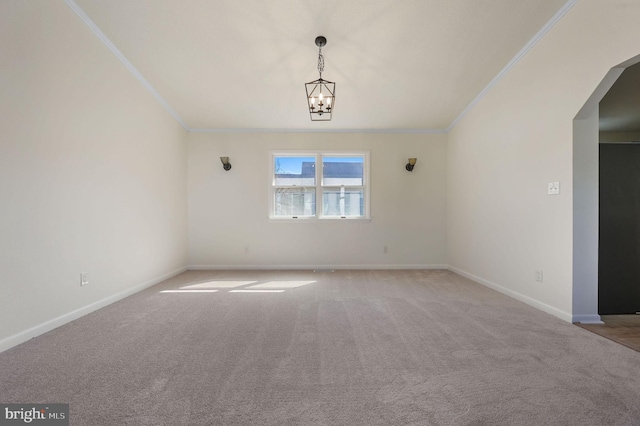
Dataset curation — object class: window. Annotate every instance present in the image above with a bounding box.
[270,152,369,220]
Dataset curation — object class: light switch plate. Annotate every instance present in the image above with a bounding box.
[548,182,560,195]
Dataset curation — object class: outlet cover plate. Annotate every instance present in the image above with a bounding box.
[548,182,560,195]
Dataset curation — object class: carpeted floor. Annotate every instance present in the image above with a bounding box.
[1,269,639,425]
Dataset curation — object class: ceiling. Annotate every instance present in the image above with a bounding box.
[70,0,571,132]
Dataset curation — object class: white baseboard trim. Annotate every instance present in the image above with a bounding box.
[447,265,573,323]
[572,314,604,324]
[0,266,187,354]
[187,264,449,271]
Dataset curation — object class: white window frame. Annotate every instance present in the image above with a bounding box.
[269,151,370,221]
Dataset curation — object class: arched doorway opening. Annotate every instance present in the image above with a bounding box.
[573,54,640,323]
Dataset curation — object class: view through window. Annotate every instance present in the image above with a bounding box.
[271,152,369,219]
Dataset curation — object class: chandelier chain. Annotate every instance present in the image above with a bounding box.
[317,47,325,78]
[306,36,334,121]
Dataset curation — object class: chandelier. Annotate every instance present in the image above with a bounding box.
[305,36,335,121]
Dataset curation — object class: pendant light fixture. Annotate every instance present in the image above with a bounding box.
[305,36,335,121]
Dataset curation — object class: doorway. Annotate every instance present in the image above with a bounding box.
[598,143,640,314]
[597,62,640,315]
[572,54,640,324]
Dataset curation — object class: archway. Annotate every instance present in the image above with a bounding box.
[572,54,640,323]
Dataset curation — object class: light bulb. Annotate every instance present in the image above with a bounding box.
[327,97,331,105]
[319,93,323,101]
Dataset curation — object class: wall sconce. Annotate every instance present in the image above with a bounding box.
[406,158,417,172]
[220,157,231,171]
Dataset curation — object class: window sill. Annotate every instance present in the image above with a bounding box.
[268,217,371,223]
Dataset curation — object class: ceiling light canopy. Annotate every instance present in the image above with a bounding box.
[305,36,335,122]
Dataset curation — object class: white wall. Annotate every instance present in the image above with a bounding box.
[573,105,600,323]
[188,132,447,269]
[446,0,640,321]
[0,1,188,350]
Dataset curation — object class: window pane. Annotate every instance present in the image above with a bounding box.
[274,156,315,186]
[322,156,364,186]
[322,188,364,217]
[274,187,316,217]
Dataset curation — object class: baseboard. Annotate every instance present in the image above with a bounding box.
[188,264,449,270]
[0,266,187,354]
[447,265,573,323]
[572,314,604,324]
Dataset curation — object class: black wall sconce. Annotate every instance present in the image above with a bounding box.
[220,157,231,171]
[406,158,417,172]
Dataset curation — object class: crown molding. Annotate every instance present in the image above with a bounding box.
[63,0,189,131]
[188,127,447,134]
[65,0,577,135]
[445,0,578,132]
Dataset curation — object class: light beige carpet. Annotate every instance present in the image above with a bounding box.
[1,269,639,425]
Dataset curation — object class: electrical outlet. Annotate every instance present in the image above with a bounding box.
[81,273,89,286]
[244,245,250,254]
[535,269,544,283]
[547,182,560,195]
[383,245,388,254]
